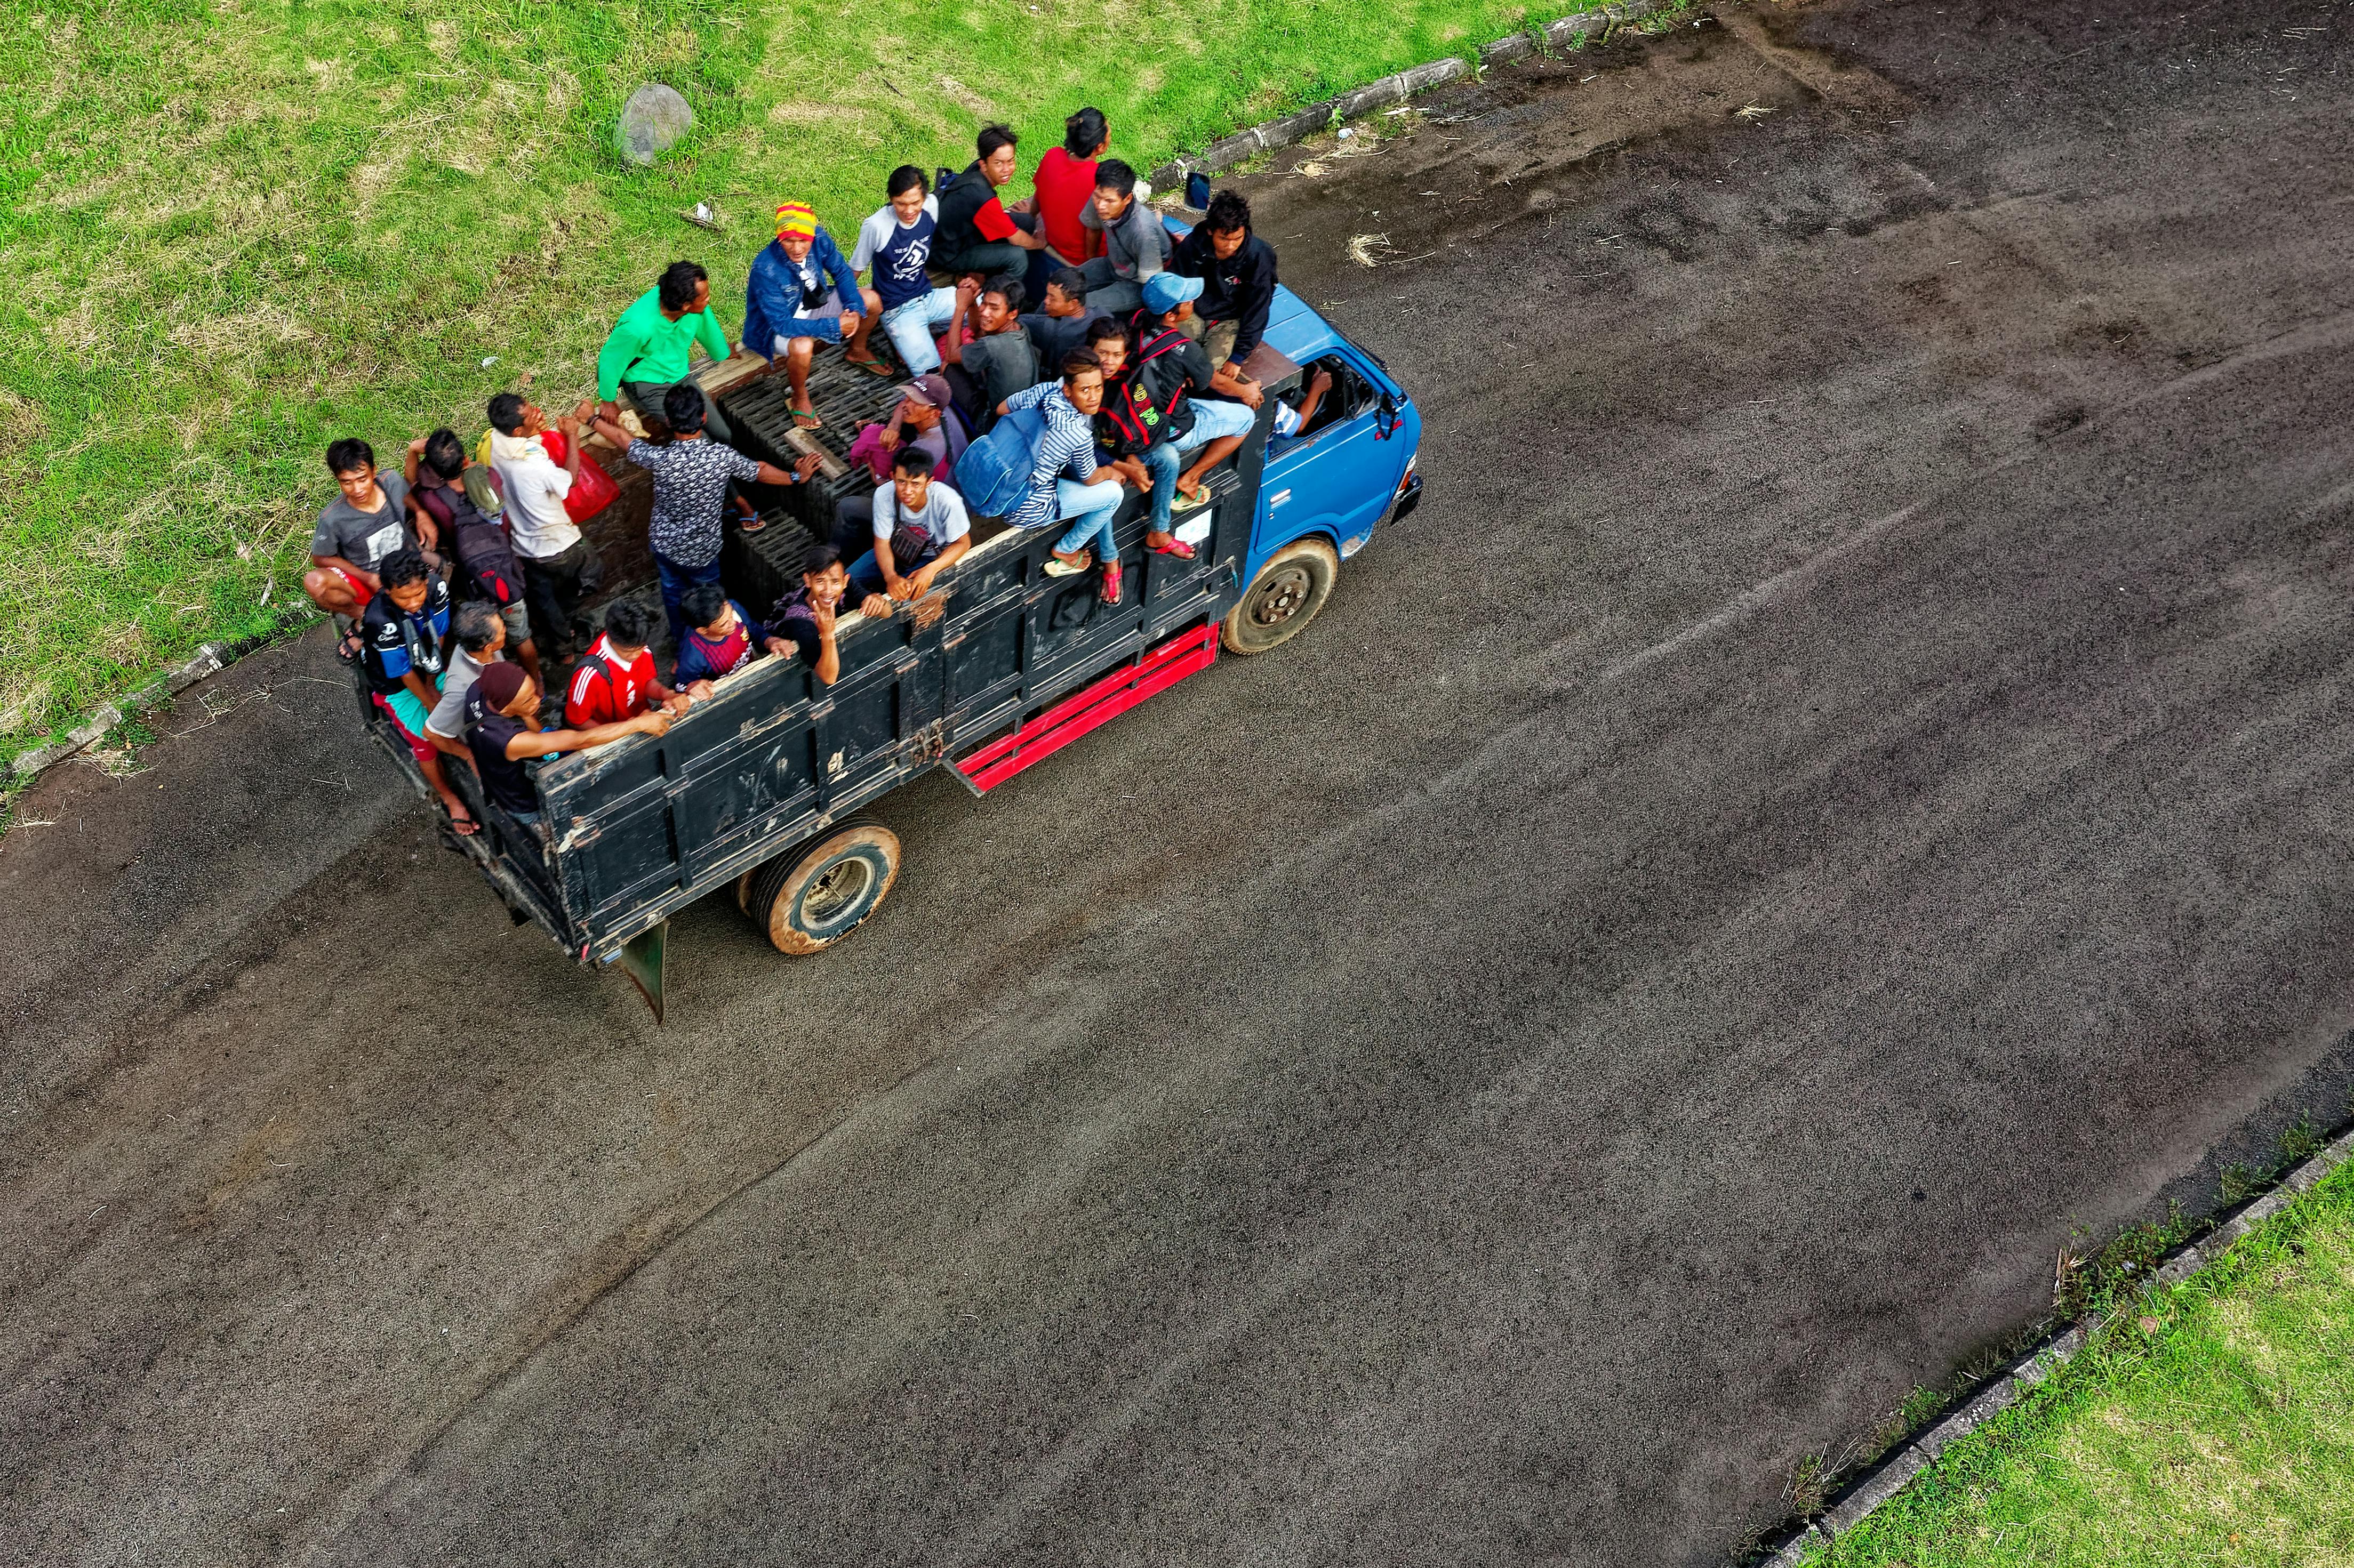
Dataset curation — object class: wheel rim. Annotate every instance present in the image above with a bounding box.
[800,855,874,928]
[1251,565,1315,627]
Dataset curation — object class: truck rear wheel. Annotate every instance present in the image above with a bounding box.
[742,821,902,955]
[1222,537,1339,656]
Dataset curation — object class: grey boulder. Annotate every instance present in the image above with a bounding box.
[616,84,694,166]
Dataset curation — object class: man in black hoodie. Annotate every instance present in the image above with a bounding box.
[1168,188,1279,380]
[935,124,1046,286]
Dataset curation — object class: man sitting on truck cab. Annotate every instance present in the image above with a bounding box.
[564,599,693,730]
[761,545,850,687]
[1168,188,1279,379]
[463,661,673,830]
[1115,272,1262,554]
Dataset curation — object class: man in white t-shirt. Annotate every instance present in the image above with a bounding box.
[485,392,596,663]
[830,444,971,606]
[844,165,965,376]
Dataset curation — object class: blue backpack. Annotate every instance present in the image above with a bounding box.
[952,404,1048,520]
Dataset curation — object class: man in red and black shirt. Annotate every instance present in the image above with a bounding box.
[563,599,693,728]
[935,125,1045,286]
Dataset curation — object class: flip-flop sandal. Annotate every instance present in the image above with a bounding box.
[447,807,481,838]
[791,408,823,429]
[335,631,365,665]
[735,499,766,534]
[1146,536,1196,560]
[1100,564,1123,605]
[843,354,894,378]
[1169,487,1210,514]
[1044,552,1093,577]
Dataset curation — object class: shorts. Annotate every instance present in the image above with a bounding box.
[335,567,374,610]
[1171,396,1258,452]
[879,286,961,375]
[373,685,442,767]
[496,599,531,647]
[772,291,851,357]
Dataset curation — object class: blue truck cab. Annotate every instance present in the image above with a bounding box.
[356,281,1422,1017]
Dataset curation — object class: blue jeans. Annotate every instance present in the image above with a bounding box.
[879,286,961,375]
[1142,398,1258,533]
[1050,477,1127,563]
[654,551,723,647]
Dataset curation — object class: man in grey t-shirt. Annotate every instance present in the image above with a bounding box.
[830,445,971,605]
[302,437,443,649]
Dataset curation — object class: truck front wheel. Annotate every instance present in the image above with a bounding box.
[1222,537,1339,656]
[742,822,902,955]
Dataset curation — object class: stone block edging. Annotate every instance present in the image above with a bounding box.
[1762,1123,2354,1565]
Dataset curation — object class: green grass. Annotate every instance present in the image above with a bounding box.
[0,0,1575,757]
[1809,1155,2354,1566]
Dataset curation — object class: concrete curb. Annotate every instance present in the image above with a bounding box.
[1148,0,1666,190]
[7,609,320,786]
[1761,1123,2354,1564]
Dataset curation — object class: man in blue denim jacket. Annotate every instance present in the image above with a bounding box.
[744,202,865,430]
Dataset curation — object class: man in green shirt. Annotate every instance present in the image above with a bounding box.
[596,261,737,447]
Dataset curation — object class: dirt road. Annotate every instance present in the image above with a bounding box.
[7,2,2353,1562]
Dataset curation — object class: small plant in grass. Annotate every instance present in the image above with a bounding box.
[2218,1161,2265,1204]
[2280,1115,2325,1164]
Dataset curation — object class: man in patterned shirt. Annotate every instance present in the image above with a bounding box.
[997,348,1131,605]
[591,384,819,645]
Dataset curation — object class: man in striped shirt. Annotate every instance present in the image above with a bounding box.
[998,349,1131,604]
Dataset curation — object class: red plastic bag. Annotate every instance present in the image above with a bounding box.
[541,429,621,524]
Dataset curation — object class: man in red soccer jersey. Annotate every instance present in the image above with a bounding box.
[562,599,695,728]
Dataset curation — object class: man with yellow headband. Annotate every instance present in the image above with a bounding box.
[745,202,865,430]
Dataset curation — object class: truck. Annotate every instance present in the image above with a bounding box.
[358,282,1422,1018]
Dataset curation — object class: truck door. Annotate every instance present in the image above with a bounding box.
[1252,350,1411,576]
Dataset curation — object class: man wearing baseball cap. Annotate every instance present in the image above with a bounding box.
[1103,270,1264,553]
[461,658,674,831]
[744,201,866,430]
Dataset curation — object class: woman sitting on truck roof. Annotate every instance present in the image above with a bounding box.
[461,661,674,829]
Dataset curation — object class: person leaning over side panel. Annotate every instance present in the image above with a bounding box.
[672,583,763,690]
[596,260,736,447]
[463,660,671,833]
[762,545,851,687]
[743,201,864,431]
[423,600,509,786]
[1167,188,1279,382]
[563,599,693,730]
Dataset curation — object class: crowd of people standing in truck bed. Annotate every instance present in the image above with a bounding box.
[303,109,1296,839]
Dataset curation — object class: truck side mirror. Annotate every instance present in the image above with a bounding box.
[1375,392,1401,440]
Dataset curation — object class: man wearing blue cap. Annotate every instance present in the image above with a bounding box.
[1099,271,1264,556]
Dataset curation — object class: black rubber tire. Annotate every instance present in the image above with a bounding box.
[1222,536,1339,656]
[743,822,902,955]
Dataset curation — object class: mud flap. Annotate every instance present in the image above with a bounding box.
[614,920,669,1025]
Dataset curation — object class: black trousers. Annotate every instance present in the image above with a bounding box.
[519,538,601,662]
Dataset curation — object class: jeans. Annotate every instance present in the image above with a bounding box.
[623,378,733,448]
[878,286,961,375]
[519,538,599,661]
[1142,398,1258,532]
[1074,256,1141,316]
[1050,477,1127,563]
[654,551,723,648]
